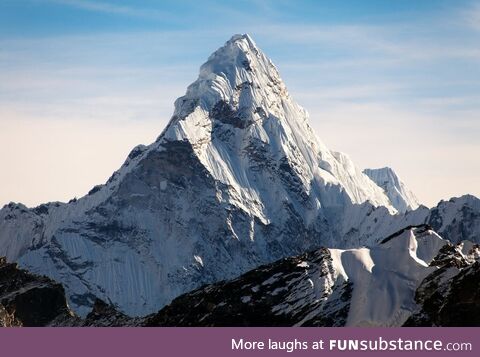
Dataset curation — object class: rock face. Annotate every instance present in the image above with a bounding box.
[428,195,480,244]
[404,243,480,327]
[337,195,480,249]
[0,257,77,327]
[363,167,419,213]
[81,299,141,327]
[0,257,140,327]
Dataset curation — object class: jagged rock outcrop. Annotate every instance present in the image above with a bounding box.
[0,257,77,326]
[81,299,141,327]
[2,225,479,327]
[340,195,480,248]
[404,242,480,326]
[428,195,480,244]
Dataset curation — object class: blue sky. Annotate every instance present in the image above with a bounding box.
[0,0,479,207]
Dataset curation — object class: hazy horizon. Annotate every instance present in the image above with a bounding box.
[1,0,479,208]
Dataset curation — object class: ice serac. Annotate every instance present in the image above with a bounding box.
[333,226,445,326]
[363,167,419,213]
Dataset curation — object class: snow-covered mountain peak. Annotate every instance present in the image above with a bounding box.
[202,33,265,76]
[162,33,293,141]
[364,167,419,213]
[160,34,396,214]
[1,34,480,323]
[0,34,406,316]
[197,33,285,104]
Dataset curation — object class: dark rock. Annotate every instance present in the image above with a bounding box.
[404,258,480,326]
[0,257,77,326]
[144,248,349,327]
[83,299,139,327]
[87,185,103,196]
[380,224,432,244]
[32,204,49,215]
[210,100,253,129]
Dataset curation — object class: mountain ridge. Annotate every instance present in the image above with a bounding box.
[3,225,478,327]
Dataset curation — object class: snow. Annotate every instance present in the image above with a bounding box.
[159,34,397,215]
[241,295,251,303]
[329,227,445,326]
[364,167,419,213]
[430,195,480,234]
[307,278,314,288]
[271,250,338,320]
[296,261,309,268]
[160,181,167,191]
[194,255,204,267]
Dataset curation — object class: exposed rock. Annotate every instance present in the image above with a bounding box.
[0,34,399,317]
[1,223,479,327]
[82,299,140,327]
[404,262,480,326]
[144,248,349,327]
[0,257,77,326]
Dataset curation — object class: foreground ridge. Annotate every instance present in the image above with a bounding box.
[2,226,479,327]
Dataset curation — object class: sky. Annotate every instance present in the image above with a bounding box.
[0,0,479,208]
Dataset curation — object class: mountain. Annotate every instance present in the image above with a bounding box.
[0,34,479,319]
[0,34,400,316]
[363,167,419,213]
[3,225,478,327]
[343,195,480,246]
[428,195,480,243]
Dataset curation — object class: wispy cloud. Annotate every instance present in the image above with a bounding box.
[254,23,480,62]
[462,1,480,31]
[41,0,171,20]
